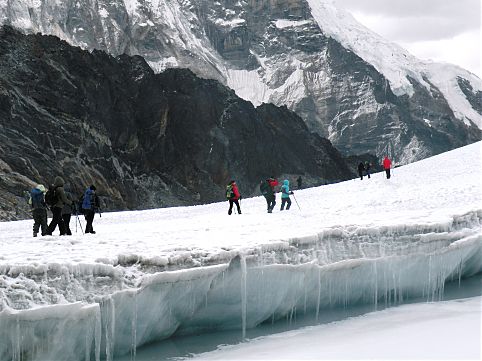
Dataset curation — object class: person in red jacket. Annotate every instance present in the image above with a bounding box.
[383,156,392,179]
[226,180,242,215]
[267,177,279,213]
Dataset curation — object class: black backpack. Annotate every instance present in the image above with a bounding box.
[76,194,85,214]
[44,185,58,206]
[260,181,270,196]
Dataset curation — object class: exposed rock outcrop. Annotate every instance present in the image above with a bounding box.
[0,26,353,220]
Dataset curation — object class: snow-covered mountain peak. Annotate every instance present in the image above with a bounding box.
[307,0,482,127]
[307,0,424,94]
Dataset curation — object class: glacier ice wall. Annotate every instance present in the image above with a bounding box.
[0,211,481,360]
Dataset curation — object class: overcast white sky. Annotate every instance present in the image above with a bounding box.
[335,0,481,77]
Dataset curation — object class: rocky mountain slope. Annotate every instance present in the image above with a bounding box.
[0,26,353,220]
[1,0,480,163]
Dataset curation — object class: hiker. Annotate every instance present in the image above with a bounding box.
[383,156,392,179]
[280,179,293,211]
[82,185,99,234]
[62,184,74,235]
[46,176,72,236]
[29,184,48,237]
[365,161,371,179]
[297,176,302,189]
[357,162,365,180]
[226,180,242,215]
[260,176,278,213]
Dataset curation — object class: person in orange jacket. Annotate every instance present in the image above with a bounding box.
[383,156,392,179]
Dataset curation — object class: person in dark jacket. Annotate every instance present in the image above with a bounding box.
[280,179,293,211]
[296,176,302,189]
[82,185,99,234]
[358,162,365,180]
[46,176,72,236]
[226,180,242,215]
[30,184,48,237]
[62,184,74,235]
[364,161,371,179]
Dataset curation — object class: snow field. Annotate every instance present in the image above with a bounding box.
[0,141,481,360]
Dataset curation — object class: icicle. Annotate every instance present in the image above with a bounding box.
[240,255,247,339]
[373,261,378,310]
[103,296,116,361]
[427,254,432,302]
[85,322,91,361]
[131,292,137,361]
[95,305,101,361]
[13,314,20,361]
[458,258,463,287]
[315,268,321,321]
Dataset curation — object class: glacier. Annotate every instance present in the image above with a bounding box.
[0,142,481,360]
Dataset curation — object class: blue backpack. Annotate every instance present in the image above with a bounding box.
[30,188,45,209]
[82,189,94,210]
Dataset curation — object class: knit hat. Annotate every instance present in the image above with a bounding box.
[36,184,46,193]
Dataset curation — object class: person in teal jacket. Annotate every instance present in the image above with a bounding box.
[280,179,293,211]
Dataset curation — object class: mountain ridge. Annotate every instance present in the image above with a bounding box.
[0,25,353,220]
[1,0,479,163]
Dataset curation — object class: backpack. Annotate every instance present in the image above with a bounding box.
[76,194,85,214]
[226,184,234,200]
[44,185,58,206]
[259,181,270,196]
[30,188,45,209]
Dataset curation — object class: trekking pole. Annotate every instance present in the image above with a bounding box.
[76,214,84,235]
[291,193,302,211]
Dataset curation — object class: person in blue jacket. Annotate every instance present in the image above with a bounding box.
[30,184,48,237]
[280,179,293,211]
[82,185,99,234]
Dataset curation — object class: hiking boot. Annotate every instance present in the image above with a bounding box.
[33,232,38,237]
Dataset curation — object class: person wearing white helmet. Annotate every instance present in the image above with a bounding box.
[29,184,48,237]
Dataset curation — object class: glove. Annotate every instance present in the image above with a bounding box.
[290,191,294,195]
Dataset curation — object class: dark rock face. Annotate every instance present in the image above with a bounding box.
[0,26,353,220]
[458,78,482,115]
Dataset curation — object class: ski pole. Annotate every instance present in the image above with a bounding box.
[76,214,84,235]
[291,193,302,211]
